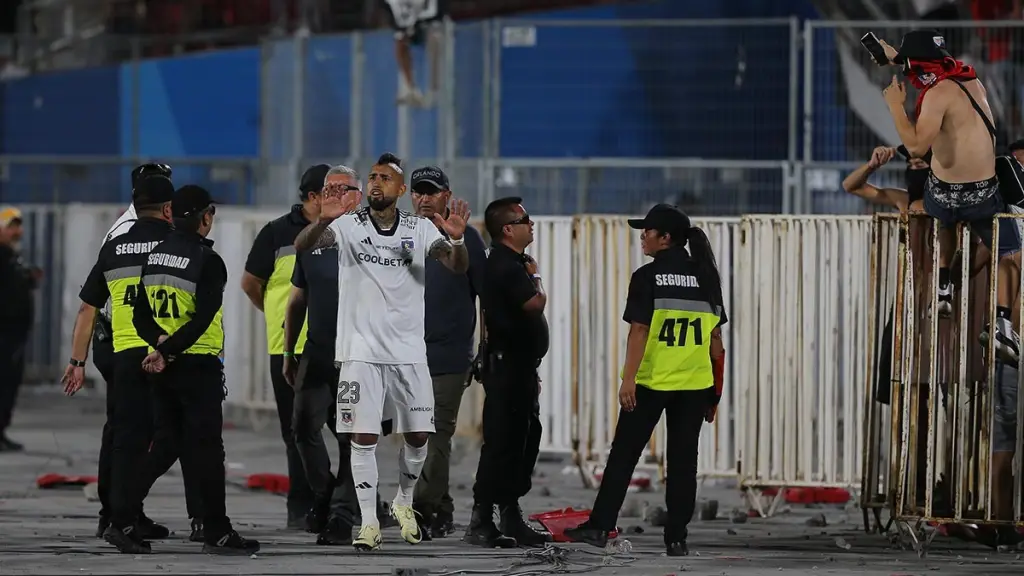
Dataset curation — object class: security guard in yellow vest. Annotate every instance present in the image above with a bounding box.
[565,204,727,557]
[239,165,328,527]
[70,175,203,554]
[132,184,259,555]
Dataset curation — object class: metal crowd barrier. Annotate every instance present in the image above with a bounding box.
[862,213,1024,556]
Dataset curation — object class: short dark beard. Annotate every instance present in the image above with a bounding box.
[368,196,395,212]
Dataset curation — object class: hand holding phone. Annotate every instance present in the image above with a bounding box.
[861,32,891,67]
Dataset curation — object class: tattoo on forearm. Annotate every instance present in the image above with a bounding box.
[429,239,470,273]
[294,222,335,252]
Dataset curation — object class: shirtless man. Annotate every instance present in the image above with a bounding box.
[879,30,1022,364]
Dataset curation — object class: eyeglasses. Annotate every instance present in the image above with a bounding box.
[505,214,532,226]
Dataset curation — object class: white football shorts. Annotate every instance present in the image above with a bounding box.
[335,361,435,435]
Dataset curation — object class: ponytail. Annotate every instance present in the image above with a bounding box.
[685,227,724,309]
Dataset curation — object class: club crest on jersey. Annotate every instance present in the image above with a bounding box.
[341,410,353,424]
[401,237,415,253]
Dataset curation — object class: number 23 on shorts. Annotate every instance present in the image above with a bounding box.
[657,316,703,347]
[337,380,361,405]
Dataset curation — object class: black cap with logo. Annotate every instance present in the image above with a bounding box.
[896,29,952,63]
[627,204,691,238]
[410,166,450,194]
[172,185,218,218]
[299,164,331,198]
[132,175,175,206]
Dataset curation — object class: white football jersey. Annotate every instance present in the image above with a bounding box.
[329,208,445,364]
[105,204,137,242]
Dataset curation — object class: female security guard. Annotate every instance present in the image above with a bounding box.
[565,204,726,557]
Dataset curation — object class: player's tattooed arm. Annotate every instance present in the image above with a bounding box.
[429,238,470,273]
[294,221,337,252]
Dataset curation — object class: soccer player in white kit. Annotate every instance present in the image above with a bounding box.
[293,153,470,550]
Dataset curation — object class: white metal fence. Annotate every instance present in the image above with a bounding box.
[20,205,878,501]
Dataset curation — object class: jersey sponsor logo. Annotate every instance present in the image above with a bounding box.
[360,237,372,246]
[655,273,699,287]
[147,253,191,269]
[115,241,159,255]
[409,406,432,412]
[357,252,412,267]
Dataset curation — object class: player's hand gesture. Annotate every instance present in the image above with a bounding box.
[883,75,906,107]
[320,183,362,221]
[433,197,471,240]
[868,146,896,169]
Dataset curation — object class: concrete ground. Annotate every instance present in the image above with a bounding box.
[2,389,1023,576]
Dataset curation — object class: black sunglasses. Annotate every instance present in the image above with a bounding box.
[505,214,532,226]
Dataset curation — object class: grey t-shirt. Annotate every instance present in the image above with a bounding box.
[424,225,487,375]
[291,245,339,360]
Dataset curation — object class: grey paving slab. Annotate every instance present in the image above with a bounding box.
[1,389,1023,575]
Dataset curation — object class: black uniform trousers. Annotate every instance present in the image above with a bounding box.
[108,348,161,528]
[292,352,353,523]
[149,354,233,539]
[96,340,203,523]
[0,327,28,436]
[589,385,712,544]
[472,355,543,507]
[269,354,315,518]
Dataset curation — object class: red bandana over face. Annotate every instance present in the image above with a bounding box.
[905,57,978,118]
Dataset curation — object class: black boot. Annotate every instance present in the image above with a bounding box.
[499,503,551,547]
[189,518,204,543]
[665,527,689,556]
[136,513,170,539]
[203,530,261,556]
[95,517,110,539]
[462,504,517,548]
[306,496,332,535]
[103,524,152,554]
[564,520,609,548]
[430,514,456,539]
[317,516,353,546]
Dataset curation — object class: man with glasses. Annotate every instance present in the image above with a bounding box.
[463,197,551,549]
[408,166,487,539]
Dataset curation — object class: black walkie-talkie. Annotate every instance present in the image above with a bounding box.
[860,32,890,67]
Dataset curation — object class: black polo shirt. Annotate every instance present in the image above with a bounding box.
[424,225,487,375]
[291,245,339,361]
[244,204,312,355]
[623,246,729,328]
[481,243,549,362]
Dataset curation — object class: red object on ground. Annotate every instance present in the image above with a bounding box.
[245,473,290,495]
[36,473,98,489]
[592,470,651,490]
[529,507,619,543]
[758,487,851,505]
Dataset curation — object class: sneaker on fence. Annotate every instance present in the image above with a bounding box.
[980,316,1020,366]
[937,283,954,317]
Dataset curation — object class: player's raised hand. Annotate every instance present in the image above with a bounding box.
[433,197,471,240]
[320,183,362,220]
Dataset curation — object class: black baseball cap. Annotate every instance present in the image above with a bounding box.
[299,164,331,197]
[131,163,172,190]
[172,184,218,218]
[896,30,952,63]
[410,166,450,193]
[627,204,691,237]
[132,175,175,206]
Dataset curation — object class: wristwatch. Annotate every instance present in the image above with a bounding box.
[69,358,86,368]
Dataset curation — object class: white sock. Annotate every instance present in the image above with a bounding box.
[395,441,428,507]
[350,442,379,528]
